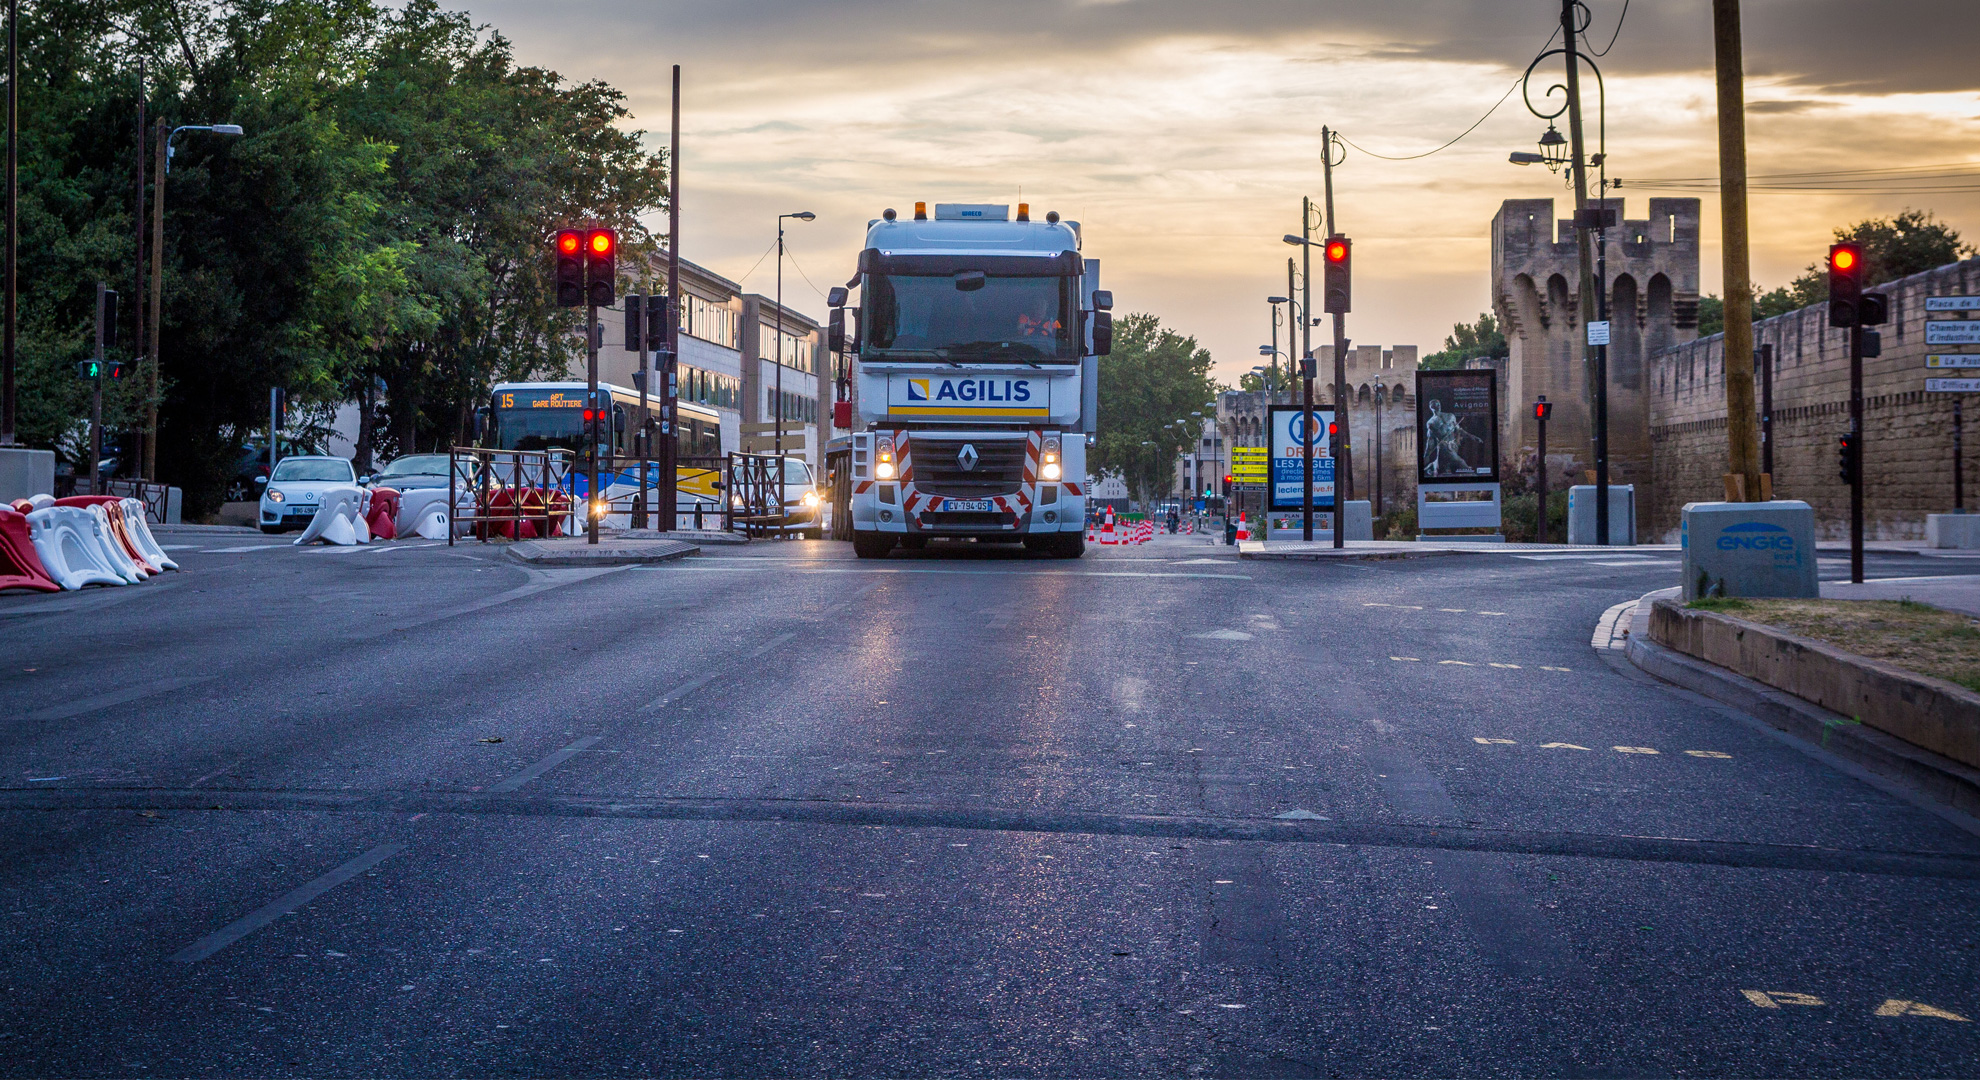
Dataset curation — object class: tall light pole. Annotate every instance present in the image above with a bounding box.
[146,122,243,481]
[1,0,16,447]
[773,210,814,516]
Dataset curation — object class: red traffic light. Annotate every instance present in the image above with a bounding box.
[1830,245,1858,272]
[1325,240,1348,262]
[1534,398,1553,420]
[589,231,614,256]
[557,230,581,255]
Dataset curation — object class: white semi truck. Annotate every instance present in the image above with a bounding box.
[823,202,1110,559]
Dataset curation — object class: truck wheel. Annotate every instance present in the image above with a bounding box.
[1046,533,1084,558]
[853,532,895,559]
[899,535,928,551]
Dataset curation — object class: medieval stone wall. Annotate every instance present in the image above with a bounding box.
[1492,197,1701,527]
[1645,257,1980,540]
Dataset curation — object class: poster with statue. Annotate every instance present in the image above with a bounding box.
[1415,370,1499,484]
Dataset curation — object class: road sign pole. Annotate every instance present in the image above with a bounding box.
[1535,397,1549,545]
[661,64,681,531]
[91,281,104,493]
[1957,399,1966,514]
[1302,365,1314,542]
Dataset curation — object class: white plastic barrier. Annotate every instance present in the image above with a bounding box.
[119,497,177,571]
[395,487,456,539]
[87,504,147,582]
[294,486,366,546]
[26,505,126,589]
[26,493,53,511]
[412,505,450,539]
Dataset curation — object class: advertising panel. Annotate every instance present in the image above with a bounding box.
[1416,370,1499,485]
[886,374,1052,418]
[1268,406,1334,510]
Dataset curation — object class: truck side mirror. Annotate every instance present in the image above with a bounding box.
[826,286,848,307]
[828,307,845,353]
[613,406,627,434]
[1092,290,1113,311]
[1092,311,1114,356]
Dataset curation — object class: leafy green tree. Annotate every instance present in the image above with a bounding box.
[1091,313,1215,504]
[1420,312,1506,370]
[1698,210,1971,338]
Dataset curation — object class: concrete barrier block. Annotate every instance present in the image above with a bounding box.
[1927,513,1980,549]
[1568,484,1636,545]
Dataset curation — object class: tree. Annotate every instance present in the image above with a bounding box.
[1090,313,1216,505]
[1697,209,1971,337]
[1420,313,1505,370]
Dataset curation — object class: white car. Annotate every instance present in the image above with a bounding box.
[257,455,358,533]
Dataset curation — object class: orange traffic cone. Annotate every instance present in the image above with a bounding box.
[1234,511,1250,542]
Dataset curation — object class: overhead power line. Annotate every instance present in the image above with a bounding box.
[1334,25,1560,163]
[1616,161,1980,195]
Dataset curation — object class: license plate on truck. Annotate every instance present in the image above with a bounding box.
[940,499,992,512]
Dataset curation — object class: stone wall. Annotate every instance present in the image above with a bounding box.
[1645,257,1980,540]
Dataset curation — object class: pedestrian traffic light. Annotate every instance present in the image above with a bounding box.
[555,230,584,307]
[105,360,127,379]
[76,360,101,379]
[1837,432,1858,484]
[1322,235,1351,314]
[624,294,645,351]
[1828,243,1863,327]
[585,228,616,307]
[1534,396,1553,421]
[1223,474,1233,486]
[1858,291,1889,326]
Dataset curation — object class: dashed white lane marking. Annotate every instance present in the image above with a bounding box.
[199,544,287,553]
[168,843,405,962]
[488,736,603,792]
[21,675,216,723]
[1473,738,1731,758]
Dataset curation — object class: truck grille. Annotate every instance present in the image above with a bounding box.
[918,510,1015,529]
[909,437,1027,498]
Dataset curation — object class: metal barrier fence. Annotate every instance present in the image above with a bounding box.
[726,452,786,538]
[447,447,576,545]
[58,477,172,523]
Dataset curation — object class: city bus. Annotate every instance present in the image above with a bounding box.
[478,380,732,525]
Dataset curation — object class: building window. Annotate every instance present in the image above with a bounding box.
[764,325,814,374]
[681,293,739,350]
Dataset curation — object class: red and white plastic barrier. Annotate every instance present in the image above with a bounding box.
[0,508,60,592]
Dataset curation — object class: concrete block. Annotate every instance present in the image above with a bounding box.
[1927,513,1980,549]
[1568,484,1636,545]
[1680,499,1818,599]
[0,447,55,503]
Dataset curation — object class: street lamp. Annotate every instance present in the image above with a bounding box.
[144,120,244,480]
[773,210,815,513]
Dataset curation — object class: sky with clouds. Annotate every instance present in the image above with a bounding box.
[464,0,1980,383]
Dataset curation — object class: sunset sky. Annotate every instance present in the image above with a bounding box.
[469,0,1980,383]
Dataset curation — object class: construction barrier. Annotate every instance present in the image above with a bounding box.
[120,497,177,571]
[0,508,60,592]
[366,487,400,541]
[25,505,128,590]
[294,486,368,546]
[56,496,158,576]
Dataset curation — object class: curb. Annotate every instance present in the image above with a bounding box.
[1236,543,1470,562]
[507,539,699,567]
[1621,596,1980,817]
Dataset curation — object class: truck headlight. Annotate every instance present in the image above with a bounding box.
[875,460,896,479]
[1041,462,1062,481]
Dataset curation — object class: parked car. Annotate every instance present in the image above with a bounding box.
[364,453,451,491]
[226,444,272,502]
[257,455,357,533]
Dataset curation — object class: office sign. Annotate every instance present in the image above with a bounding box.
[1267,406,1334,510]
[1926,321,1980,345]
[1416,369,1500,484]
[1927,378,1980,393]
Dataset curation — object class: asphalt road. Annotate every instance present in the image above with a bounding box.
[3,530,1979,1076]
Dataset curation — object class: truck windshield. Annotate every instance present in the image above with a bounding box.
[863,274,1078,361]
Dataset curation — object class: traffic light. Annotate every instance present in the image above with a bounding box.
[1223,474,1233,487]
[1828,243,1863,327]
[1837,432,1858,484]
[1322,235,1351,314]
[555,230,584,307]
[1858,291,1889,326]
[624,294,645,351]
[1534,397,1553,421]
[584,228,616,307]
[76,360,102,379]
[647,294,672,350]
[273,387,288,428]
[105,360,127,379]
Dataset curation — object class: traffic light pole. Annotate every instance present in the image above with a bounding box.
[587,300,600,546]
[1535,398,1550,545]
[1321,128,1351,545]
[90,283,104,493]
[1300,197,1314,544]
[633,295,648,531]
[1849,323,1863,583]
[661,64,681,533]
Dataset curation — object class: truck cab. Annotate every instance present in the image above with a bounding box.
[827,202,1110,558]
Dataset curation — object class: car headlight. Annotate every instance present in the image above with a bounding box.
[1041,462,1062,481]
[266,489,285,503]
[801,490,820,507]
[875,460,896,479]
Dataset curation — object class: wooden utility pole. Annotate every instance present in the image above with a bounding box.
[1713,0,1762,501]
[661,64,681,529]
[134,59,150,478]
[148,121,165,478]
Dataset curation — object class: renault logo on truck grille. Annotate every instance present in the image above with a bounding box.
[957,443,979,472]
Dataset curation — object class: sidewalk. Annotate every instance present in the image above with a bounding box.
[1823,574,1980,618]
[508,535,699,567]
[1236,538,1684,561]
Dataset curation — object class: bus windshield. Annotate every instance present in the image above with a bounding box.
[862,273,1077,361]
[489,389,589,452]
